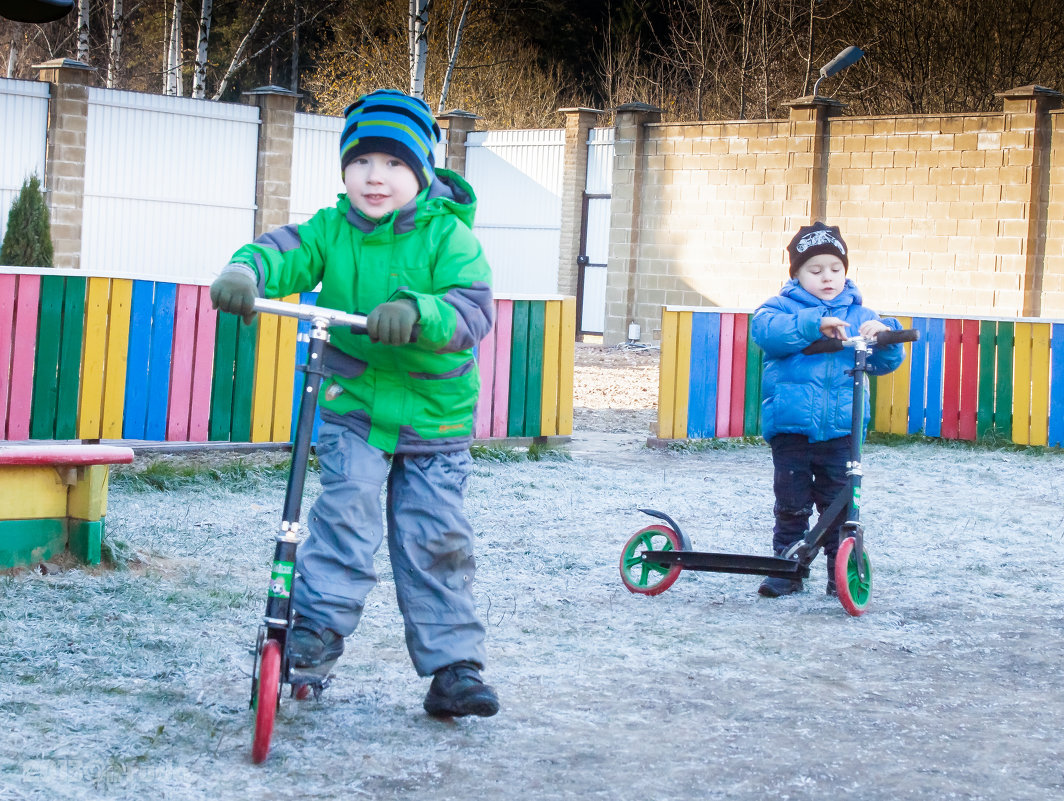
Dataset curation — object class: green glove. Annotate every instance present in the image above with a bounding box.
[366,299,419,346]
[210,269,258,324]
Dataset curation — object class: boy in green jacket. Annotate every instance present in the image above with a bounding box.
[210,89,498,718]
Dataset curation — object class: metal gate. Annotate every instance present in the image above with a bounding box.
[577,127,613,335]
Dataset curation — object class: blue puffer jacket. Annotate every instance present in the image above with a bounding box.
[752,279,904,443]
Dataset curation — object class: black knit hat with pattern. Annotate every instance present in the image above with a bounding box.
[787,221,848,277]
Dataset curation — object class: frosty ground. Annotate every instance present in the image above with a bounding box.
[3,344,1063,801]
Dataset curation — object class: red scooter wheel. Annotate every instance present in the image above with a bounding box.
[835,536,872,617]
[619,524,683,595]
[252,638,282,763]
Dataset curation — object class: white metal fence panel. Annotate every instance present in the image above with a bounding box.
[464,129,564,295]
[291,112,345,224]
[580,127,614,333]
[0,78,49,257]
[82,89,259,284]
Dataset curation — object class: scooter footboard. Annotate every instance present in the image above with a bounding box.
[640,550,810,579]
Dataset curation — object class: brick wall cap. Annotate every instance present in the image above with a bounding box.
[34,58,95,72]
[437,109,481,120]
[614,102,664,114]
[558,107,604,114]
[784,95,846,110]
[242,85,300,98]
[995,84,1062,100]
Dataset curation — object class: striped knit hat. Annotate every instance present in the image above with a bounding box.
[340,89,440,190]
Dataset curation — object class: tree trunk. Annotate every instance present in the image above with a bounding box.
[290,0,300,94]
[437,0,471,113]
[165,0,184,96]
[192,0,212,99]
[6,24,18,78]
[77,0,90,63]
[107,0,123,89]
[408,0,432,99]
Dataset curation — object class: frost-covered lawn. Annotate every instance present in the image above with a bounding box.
[2,440,1063,800]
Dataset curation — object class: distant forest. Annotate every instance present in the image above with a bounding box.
[4,1,1063,127]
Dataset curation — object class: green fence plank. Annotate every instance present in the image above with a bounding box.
[743,327,762,437]
[523,301,545,437]
[56,276,86,440]
[30,275,65,439]
[209,312,238,440]
[507,301,530,437]
[995,321,1014,435]
[231,316,258,443]
[976,320,996,438]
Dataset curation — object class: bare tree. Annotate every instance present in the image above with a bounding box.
[6,23,18,78]
[165,0,184,95]
[107,0,123,88]
[437,0,472,112]
[191,0,212,99]
[76,0,90,63]
[212,0,270,100]
[409,0,432,98]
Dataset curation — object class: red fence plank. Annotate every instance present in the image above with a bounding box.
[166,284,199,441]
[728,314,748,437]
[8,275,41,440]
[187,286,217,442]
[959,318,979,441]
[0,274,15,438]
[490,300,513,439]
[941,317,962,439]
[715,312,735,436]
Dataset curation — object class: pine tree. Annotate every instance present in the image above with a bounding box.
[0,174,53,268]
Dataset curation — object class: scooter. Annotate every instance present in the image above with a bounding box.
[618,328,918,617]
[246,297,371,764]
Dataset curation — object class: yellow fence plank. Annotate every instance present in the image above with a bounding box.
[1029,323,1050,446]
[1012,322,1032,445]
[269,294,300,442]
[557,297,576,436]
[657,311,678,439]
[78,277,111,439]
[540,300,561,436]
[101,278,133,439]
[251,310,280,443]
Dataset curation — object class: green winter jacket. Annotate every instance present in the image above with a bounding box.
[223,169,493,454]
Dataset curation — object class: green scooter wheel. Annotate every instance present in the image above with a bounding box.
[835,536,872,616]
[619,524,683,595]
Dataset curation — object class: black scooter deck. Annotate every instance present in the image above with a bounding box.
[640,550,811,579]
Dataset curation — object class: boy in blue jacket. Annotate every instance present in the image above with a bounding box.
[751,222,904,597]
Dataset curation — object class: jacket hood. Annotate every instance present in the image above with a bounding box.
[338,167,477,235]
[779,277,862,309]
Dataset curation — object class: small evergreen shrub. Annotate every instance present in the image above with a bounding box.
[0,174,53,267]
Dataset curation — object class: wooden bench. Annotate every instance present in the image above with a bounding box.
[0,444,134,569]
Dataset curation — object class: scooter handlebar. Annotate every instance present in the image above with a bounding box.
[801,328,919,355]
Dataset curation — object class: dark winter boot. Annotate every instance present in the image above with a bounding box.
[423,661,500,718]
[757,547,804,597]
[288,621,345,669]
[826,555,838,596]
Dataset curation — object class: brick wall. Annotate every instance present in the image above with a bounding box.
[606,86,1064,344]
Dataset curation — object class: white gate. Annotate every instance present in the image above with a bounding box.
[463,129,564,295]
[578,127,614,334]
[0,78,49,255]
[291,112,345,224]
[81,89,260,283]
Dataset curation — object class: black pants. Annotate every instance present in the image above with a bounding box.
[768,433,851,557]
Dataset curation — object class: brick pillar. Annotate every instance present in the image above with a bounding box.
[783,95,844,232]
[605,102,661,346]
[243,85,299,238]
[35,59,95,270]
[997,84,1063,317]
[558,107,603,303]
[436,110,480,176]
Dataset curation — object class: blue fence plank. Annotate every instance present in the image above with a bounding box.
[1049,323,1064,447]
[291,291,323,444]
[144,282,178,441]
[686,312,720,438]
[122,280,155,439]
[923,317,945,438]
[907,317,929,435]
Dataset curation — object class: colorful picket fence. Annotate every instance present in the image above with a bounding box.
[0,270,575,446]
[657,308,1064,447]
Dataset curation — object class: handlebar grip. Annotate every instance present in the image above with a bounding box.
[801,338,844,355]
[873,328,920,345]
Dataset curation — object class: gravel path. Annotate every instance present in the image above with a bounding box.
[2,344,1063,800]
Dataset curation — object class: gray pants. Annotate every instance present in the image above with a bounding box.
[292,421,486,676]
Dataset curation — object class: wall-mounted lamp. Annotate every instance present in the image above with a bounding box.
[813,46,865,97]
